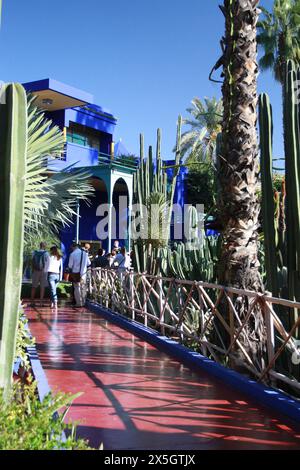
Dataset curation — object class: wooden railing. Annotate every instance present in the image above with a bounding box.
[88,268,300,394]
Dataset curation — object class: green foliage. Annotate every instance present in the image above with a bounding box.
[23,231,61,278]
[0,381,92,450]
[0,85,94,397]
[181,97,223,163]
[284,60,300,305]
[273,173,285,192]
[14,311,35,372]
[185,162,216,211]
[257,0,300,82]
[161,237,220,283]
[117,153,139,167]
[259,61,300,325]
[21,282,73,300]
[24,232,61,257]
[259,93,279,296]
[25,95,94,241]
[133,123,182,274]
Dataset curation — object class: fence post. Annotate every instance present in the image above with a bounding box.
[130,271,135,321]
[177,282,184,343]
[264,291,276,385]
[99,269,103,306]
[198,288,207,357]
[142,274,148,327]
[158,278,165,335]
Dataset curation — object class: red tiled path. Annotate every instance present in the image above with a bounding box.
[26,303,300,450]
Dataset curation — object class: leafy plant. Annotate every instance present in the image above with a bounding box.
[0,85,94,397]
[257,0,300,83]
[14,310,35,372]
[180,97,223,163]
[0,380,92,450]
[161,236,220,283]
[24,95,94,241]
[185,162,216,211]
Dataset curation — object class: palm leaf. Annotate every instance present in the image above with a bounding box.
[24,96,94,240]
[257,0,300,79]
[178,97,223,162]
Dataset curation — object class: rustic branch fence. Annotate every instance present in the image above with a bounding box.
[88,268,300,394]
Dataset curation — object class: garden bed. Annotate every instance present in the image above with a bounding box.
[21,281,73,301]
[0,315,91,450]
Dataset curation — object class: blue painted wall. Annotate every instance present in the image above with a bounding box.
[48,142,99,172]
[48,108,115,170]
[164,160,187,208]
[65,106,116,136]
[164,160,188,241]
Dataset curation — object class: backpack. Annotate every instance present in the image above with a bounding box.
[32,250,46,272]
[113,254,125,269]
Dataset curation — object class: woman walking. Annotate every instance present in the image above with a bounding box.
[45,246,63,309]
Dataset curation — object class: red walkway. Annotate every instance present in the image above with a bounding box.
[26,303,300,450]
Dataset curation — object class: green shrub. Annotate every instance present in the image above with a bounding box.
[21,281,73,300]
[14,310,35,371]
[0,380,92,450]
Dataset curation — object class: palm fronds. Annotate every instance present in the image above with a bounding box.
[180,97,223,163]
[24,95,94,241]
[46,167,95,231]
[257,0,300,82]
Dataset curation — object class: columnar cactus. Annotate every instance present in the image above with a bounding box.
[0,84,27,397]
[284,60,300,305]
[132,119,182,274]
[160,236,219,283]
[258,93,279,297]
[259,61,300,322]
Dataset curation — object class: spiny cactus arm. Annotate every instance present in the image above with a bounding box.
[156,129,162,193]
[148,145,153,194]
[285,61,300,301]
[165,116,182,242]
[139,134,144,204]
[258,93,279,296]
[0,83,27,397]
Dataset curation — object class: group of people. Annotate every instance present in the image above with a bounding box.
[30,240,131,309]
[92,240,131,272]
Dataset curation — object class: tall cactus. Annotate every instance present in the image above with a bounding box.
[133,118,182,274]
[259,93,279,297]
[160,236,220,283]
[285,60,300,305]
[259,61,300,328]
[0,84,27,397]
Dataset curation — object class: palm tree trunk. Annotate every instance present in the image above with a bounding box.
[218,0,266,369]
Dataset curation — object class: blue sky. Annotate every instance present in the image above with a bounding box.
[0,0,283,162]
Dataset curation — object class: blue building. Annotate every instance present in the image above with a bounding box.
[23,78,201,259]
[23,78,136,256]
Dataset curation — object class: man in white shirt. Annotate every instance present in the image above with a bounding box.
[68,243,91,307]
[113,247,131,273]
